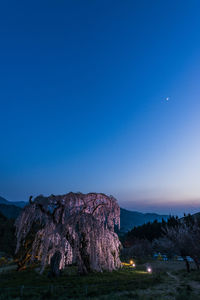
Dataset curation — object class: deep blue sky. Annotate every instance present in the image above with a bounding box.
[0,1,200,215]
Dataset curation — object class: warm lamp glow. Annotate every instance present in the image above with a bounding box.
[130,260,133,265]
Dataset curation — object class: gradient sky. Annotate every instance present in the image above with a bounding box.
[0,0,200,215]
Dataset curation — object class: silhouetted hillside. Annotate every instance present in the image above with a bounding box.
[0,196,9,205]
[120,208,169,232]
[0,204,22,219]
[0,196,26,208]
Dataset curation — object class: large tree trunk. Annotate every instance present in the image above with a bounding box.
[183,256,190,273]
[193,257,200,270]
[49,251,62,277]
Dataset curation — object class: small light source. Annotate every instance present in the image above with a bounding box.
[132,263,136,267]
[130,260,133,265]
[147,267,152,273]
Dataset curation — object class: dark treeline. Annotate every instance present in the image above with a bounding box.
[121,213,200,272]
[122,216,180,247]
[0,212,16,256]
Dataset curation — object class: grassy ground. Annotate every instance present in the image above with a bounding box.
[0,261,200,299]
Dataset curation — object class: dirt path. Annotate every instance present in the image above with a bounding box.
[167,270,200,297]
[167,272,180,283]
[188,280,200,290]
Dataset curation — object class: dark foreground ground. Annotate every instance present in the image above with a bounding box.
[1,261,200,299]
